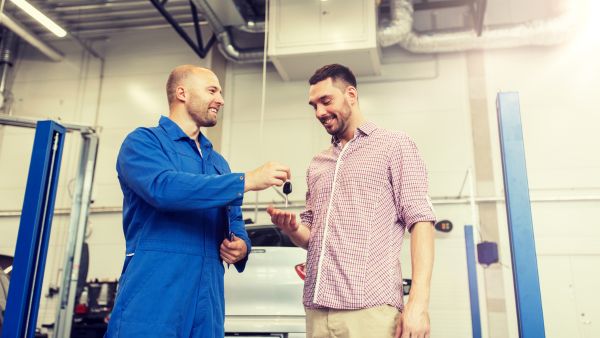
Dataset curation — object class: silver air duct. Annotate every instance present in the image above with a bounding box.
[1,12,63,61]
[191,0,264,63]
[378,0,579,53]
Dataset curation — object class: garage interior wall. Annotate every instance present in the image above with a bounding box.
[0,23,598,338]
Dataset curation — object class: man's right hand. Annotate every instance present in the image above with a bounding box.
[267,206,310,249]
[244,162,291,192]
[266,206,299,234]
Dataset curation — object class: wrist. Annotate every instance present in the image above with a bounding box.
[243,173,254,192]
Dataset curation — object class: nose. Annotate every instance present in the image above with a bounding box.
[215,92,225,106]
[315,105,327,119]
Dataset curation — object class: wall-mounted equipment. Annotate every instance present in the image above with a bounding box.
[434,219,453,233]
[476,241,499,266]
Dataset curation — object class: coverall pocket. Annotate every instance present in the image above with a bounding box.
[120,250,204,327]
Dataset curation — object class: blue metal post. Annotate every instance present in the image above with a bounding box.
[464,225,482,338]
[3,121,66,338]
[496,92,545,337]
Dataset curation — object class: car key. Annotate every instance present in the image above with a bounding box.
[283,181,292,208]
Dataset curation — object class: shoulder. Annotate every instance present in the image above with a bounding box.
[123,126,162,145]
[374,127,411,143]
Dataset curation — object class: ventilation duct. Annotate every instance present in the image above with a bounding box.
[0,12,63,61]
[378,0,580,53]
[191,0,264,63]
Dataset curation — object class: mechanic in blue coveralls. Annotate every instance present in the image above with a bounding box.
[105,65,291,338]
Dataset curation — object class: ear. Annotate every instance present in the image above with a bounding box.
[345,86,358,105]
[175,86,187,103]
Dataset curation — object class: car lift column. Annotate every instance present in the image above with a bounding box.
[497,92,546,337]
[2,121,66,338]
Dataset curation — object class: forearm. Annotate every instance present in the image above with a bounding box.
[408,221,435,307]
[287,223,310,250]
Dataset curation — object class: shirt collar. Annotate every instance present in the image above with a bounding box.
[331,121,377,145]
[159,115,189,141]
[159,115,214,149]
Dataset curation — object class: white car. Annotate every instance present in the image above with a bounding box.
[224,224,306,338]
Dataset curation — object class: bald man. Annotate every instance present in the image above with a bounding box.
[105,65,290,338]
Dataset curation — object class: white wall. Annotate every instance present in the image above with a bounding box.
[482,35,600,338]
[221,35,600,338]
[1,22,599,338]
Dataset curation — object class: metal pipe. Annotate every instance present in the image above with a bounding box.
[0,28,18,113]
[191,0,264,63]
[379,0,579,52]
[0,115,95,134]
[0,13,63,61]
[1,194,599,217]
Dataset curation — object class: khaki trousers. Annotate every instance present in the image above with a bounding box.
[305,304,400,338]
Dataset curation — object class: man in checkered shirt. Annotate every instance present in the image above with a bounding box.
[267,64,436,338]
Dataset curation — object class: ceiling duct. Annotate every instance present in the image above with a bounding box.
[379,0,580,53]
[191,0,264,63]
[0,12,63,61]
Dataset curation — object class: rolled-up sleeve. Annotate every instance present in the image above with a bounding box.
[389,133,436,231]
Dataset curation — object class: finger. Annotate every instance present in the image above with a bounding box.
[220,249,236,261]
[220,253,233,264]
[266,205,275,215]
[394,314,403,338]
[226,239,242,250]
[274,213,288,227]
[284,213,294,227]
[271,178,285,187]
[275,165,291,180]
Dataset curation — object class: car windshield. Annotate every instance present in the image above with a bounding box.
[247,225,296,247]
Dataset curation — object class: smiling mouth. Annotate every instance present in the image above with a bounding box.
[320,115,335,126]
[208,107,219,114]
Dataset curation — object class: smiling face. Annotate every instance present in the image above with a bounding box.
[184,70,224,128]
[308,77,355,139]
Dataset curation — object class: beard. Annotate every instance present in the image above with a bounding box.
[187,99,218,127]
[320,102,351,137]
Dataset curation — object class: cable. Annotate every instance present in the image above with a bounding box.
[254,0,270,223]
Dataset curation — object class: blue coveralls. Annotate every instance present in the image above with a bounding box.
[105,116,251,338]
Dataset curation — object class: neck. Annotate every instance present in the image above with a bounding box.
[338,108,366,146]
[169,106,201,140]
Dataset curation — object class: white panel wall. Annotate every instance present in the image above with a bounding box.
[0,21,598,338]
[483,37,600,337]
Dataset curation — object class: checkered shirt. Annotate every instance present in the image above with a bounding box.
[300,121,436,310]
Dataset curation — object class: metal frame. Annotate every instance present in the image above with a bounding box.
[54,133,99,338]
[496,92,546,337]
[2,121,66,338]
[150,0,216,58]
[464,225,482,338]
[0,115,99,338]
[469,0,488,36]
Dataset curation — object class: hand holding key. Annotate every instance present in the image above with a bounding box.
[244,162,291,192]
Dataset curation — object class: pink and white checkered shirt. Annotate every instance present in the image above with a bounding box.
[300,121,435,310]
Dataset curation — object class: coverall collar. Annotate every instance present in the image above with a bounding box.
[159,116,214,155]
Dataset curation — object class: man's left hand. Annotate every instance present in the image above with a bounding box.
[394,301,430,338]
[220,234,248,264]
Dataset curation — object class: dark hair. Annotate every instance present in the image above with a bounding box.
[308,64,357,88]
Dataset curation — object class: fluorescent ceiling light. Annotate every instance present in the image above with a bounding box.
[10,0,67,37]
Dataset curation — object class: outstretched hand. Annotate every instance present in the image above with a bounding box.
[266,205,299,235]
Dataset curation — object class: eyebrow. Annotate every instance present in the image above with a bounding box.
[208,85,222,94]
[308,95,330,107]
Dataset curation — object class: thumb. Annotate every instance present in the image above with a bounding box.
[394,313,403,338]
